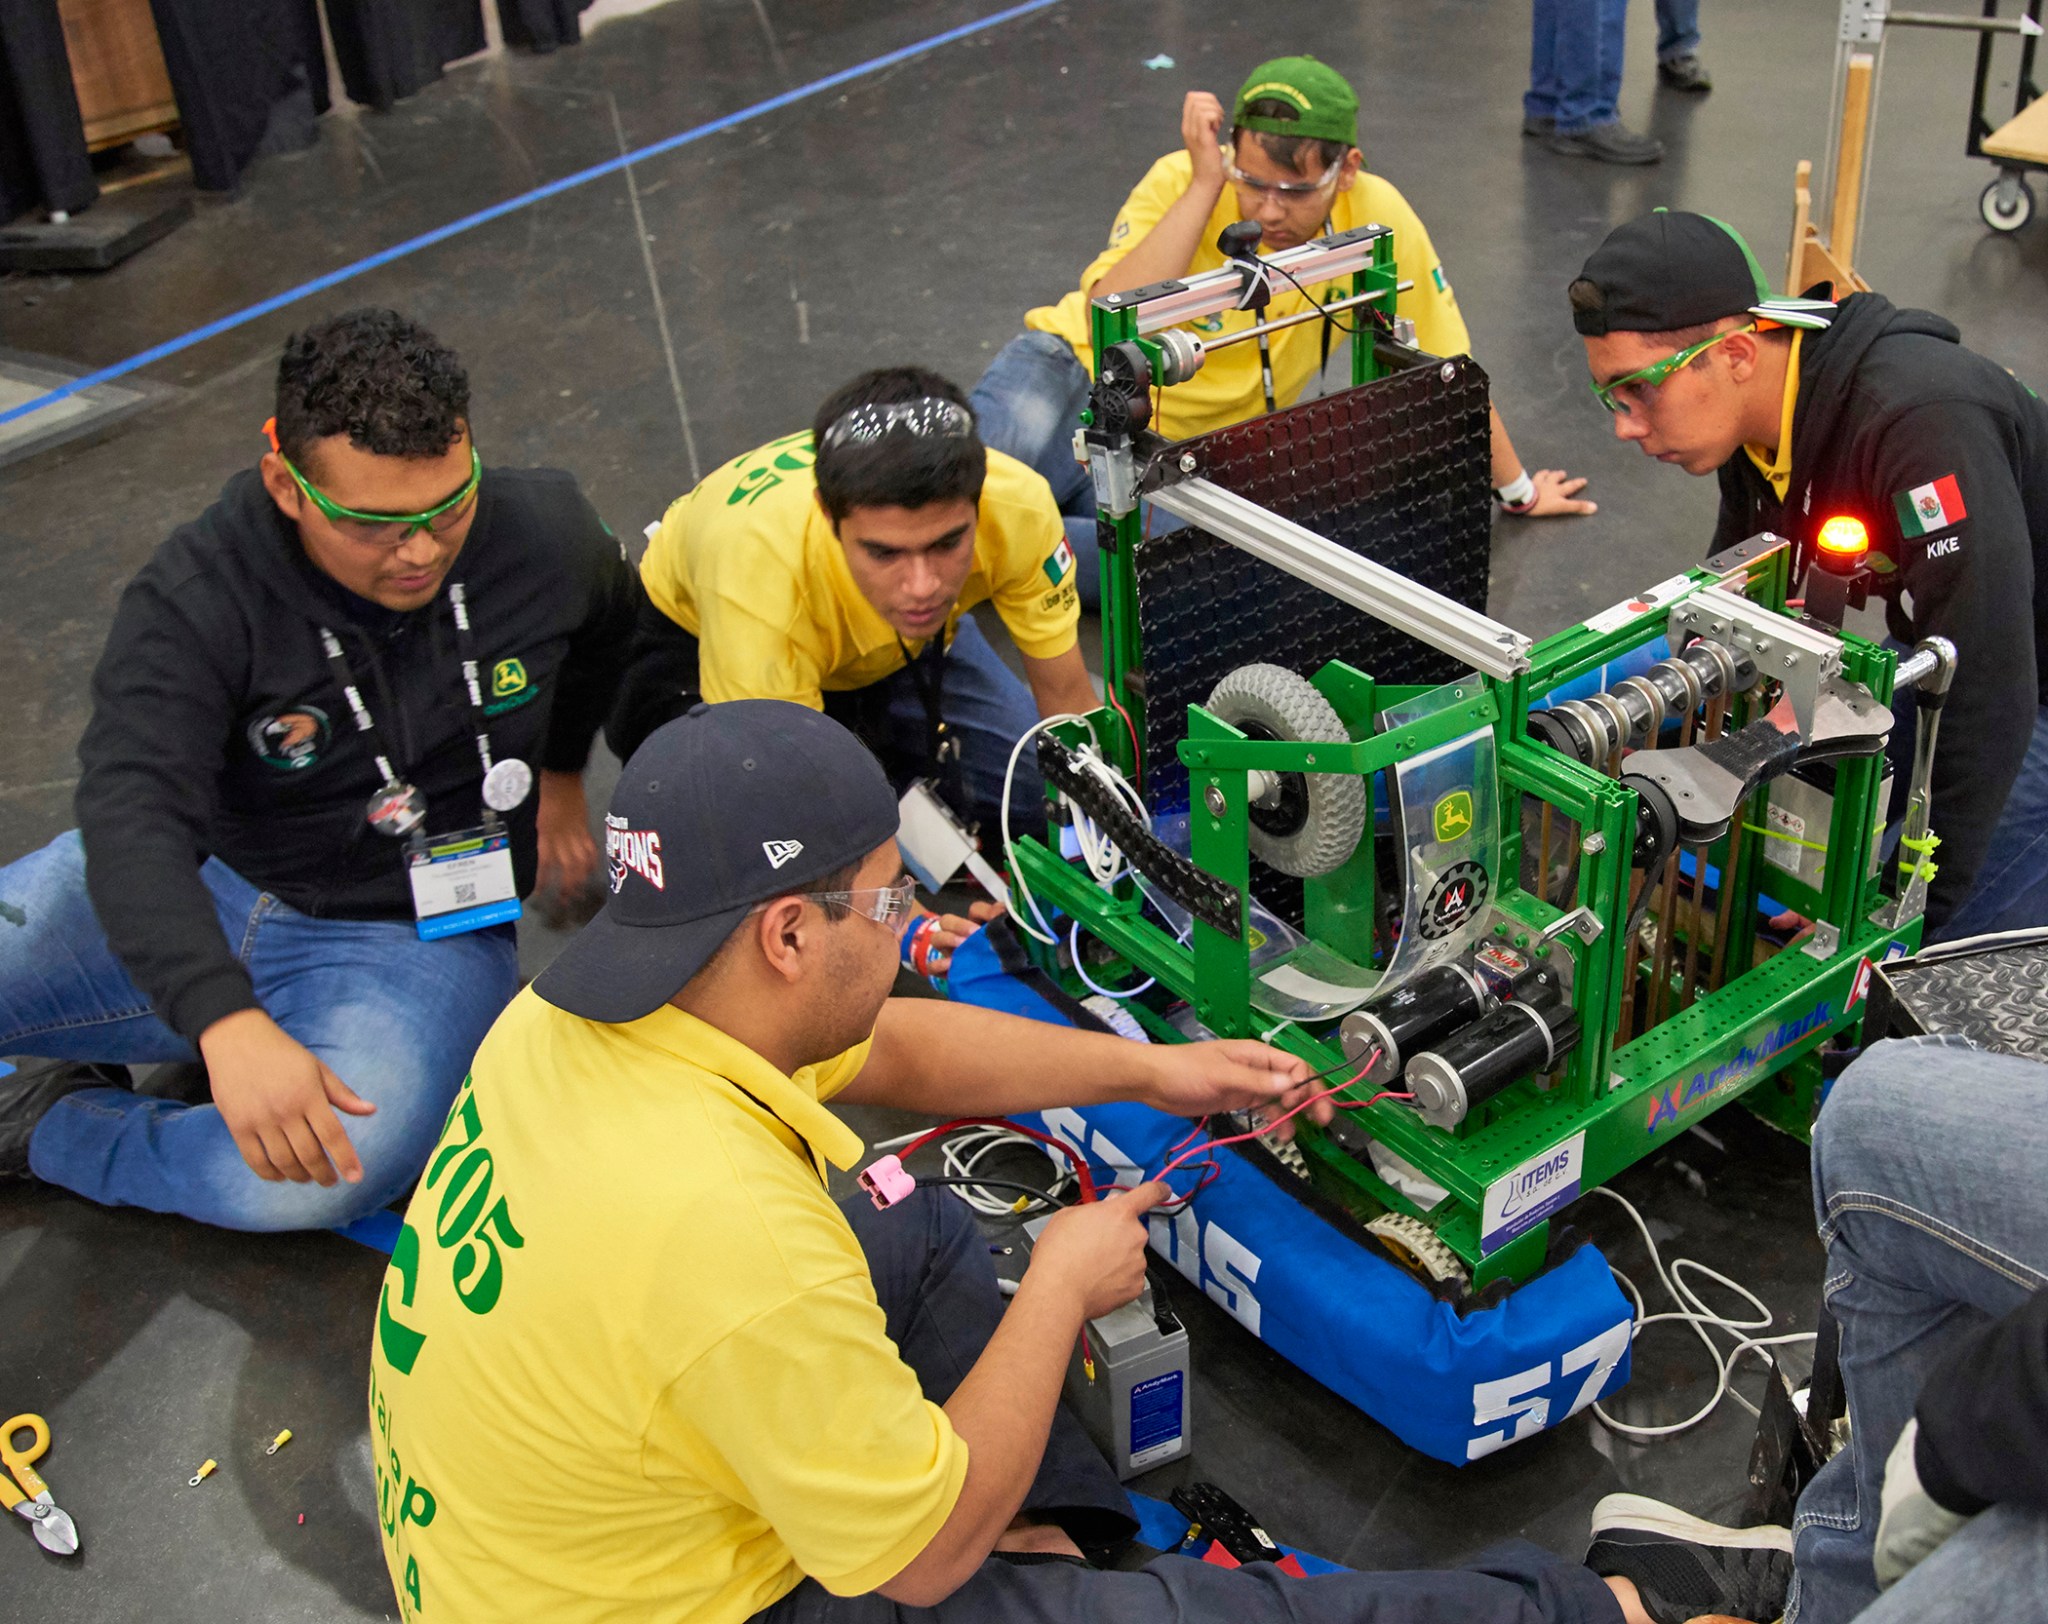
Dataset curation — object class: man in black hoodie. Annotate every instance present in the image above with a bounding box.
[0,308,641,1231]
[1568,211,2048,939]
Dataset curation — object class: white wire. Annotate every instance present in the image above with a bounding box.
[936,1125,1075,1217]
[1589,1185,1818,1441]
[1000,714,1150,950]
[1000,714,1098,944]
[1068,920,1156,999]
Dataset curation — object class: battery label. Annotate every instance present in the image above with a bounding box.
[1128,1370,1186,1469]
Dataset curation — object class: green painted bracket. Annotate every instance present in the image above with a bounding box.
[1178,690,1499,776]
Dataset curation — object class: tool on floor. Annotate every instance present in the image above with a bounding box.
[189,1458,217,1486]
[266,1429,293,1456]
[3,1413,80,1556]
[1169,1482,1307,1575]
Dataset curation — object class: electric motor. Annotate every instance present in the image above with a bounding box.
[1404,968,1580,1131]
[1338,963,1492,1086]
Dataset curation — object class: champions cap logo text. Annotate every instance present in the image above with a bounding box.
[605,812,665,893]
[1646,1003,1833,1130]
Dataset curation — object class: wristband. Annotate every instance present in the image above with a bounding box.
[902,913,944,979]
[1495,470,1538,513]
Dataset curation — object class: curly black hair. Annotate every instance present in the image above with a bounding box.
[273,308,469,469]
[811,365,985,524]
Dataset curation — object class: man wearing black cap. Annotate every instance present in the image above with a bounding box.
[364,701,1710,1624]
[1570,209,2048,938]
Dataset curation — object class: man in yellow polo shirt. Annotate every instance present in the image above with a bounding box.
[972,55,1595,608]
[367,702,1669,1624]
[609,366,1095,837]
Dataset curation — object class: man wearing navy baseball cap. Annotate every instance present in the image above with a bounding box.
[362,700,1674,1624]
[1571,208,2048,940]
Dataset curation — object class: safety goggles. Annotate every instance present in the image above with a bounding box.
[1590,323,1756,415]
[804,876,920,931]
[267,420,482,546]
[819,399,973,450]
[1225,153,1343,199]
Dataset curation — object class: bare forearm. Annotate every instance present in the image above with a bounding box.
[1024,646,1098,720]
[1489,401,1520,487]
[1087,182,1225,299]
[845,999,1156,1115]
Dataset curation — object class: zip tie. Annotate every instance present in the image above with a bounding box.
[266,1430,293,1456]
[1260,1017,1295,1044]
[1740,820,1830,856]
[1897,831,1941,884]
[189,1459,217,1486]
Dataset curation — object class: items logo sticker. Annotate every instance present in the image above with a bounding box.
[1419,859,1489,939]
[1431,789,1474,844]
[606,812,665,892]
[247,707,331,771]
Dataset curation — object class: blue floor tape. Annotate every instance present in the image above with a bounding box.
[1125,1490,1345,1575]
[0,0,1062,431]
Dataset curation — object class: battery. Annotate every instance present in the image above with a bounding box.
[1064,1282,1192,1479]
[1337,962,1491,1085]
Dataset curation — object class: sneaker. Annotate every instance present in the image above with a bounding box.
[1548,122,1665,165]
[1585,1495,1792,1624]
[1658,54,1714,93]
[0,1060,129,1176]
[1523,115,1555,137]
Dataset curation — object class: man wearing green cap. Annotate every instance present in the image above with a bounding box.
[972,55,1593,609]
[1569,208,2048,939]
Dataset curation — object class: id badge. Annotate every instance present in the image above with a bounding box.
[407,825,522,941]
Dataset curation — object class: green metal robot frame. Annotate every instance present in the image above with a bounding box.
[1007,229,1957,1288]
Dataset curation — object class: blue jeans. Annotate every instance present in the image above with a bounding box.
[1654,0,1701,60]
[1932,704,2048,941]
[1787,1038,2048,1624]
[1526,0,1629,134]
[0,831,519,1232]
[970,332,1102,611]
[824,613,1045,835]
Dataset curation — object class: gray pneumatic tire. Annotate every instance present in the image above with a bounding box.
[1202,664,1366,878]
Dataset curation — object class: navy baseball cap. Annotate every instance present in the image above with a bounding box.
[535,701,901,1023]
[1571,210,1836,336]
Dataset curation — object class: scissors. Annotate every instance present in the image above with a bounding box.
[2,1415,80,1555]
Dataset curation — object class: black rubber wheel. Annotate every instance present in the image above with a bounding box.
[1981,174,2035,234]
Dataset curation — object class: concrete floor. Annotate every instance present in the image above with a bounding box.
[5,0,2045,1615]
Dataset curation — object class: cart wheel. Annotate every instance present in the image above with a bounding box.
[1981,173,2035,233]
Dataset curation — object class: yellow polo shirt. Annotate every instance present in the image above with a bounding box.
[639,433,1080,705]
[1026,150,1472,441]
[366,989,967,1624]
[1742,330,1805,501]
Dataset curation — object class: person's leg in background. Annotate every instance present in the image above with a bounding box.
[1544,0,1662,162]
[1785,1038,2048,1624]
[1525,0,1561,133]
[21,848,519,1231]
[1850,1500,2048,1624]
[1653,0,1713,91]
[970,333,1101,611]
[841,1187,1136,1548]
[1929,705,2048,941]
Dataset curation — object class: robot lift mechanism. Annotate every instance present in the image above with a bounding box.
[1004,222,1959,1291]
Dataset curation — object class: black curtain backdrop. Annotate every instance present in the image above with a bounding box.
[146,0,329,191]
[0,0,98,224]
[497,0,595,52]
[325,0,487,114]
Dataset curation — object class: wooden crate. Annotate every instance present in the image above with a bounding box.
[57,0,179,151]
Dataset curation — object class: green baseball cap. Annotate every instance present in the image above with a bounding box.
[1232,56,1359,149]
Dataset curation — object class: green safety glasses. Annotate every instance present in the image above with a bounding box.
[1589,323,1756,415]
[264,419,482,545]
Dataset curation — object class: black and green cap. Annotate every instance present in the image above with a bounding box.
[1571,209,1836,336]
[1232,56,1359,149]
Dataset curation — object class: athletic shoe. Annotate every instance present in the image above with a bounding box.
[1548,122,1665,165]
[0,1061,129,1176]
[1585,1494,1792,1624]
[1523,115,1555,137]
[1658,54,1714,93]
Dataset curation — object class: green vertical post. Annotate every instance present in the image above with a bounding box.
[1185,708,1253,1038]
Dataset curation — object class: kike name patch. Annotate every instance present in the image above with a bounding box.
[1894,474,1967,537]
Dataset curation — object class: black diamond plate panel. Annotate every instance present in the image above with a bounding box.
[1883,937,2048,1063]
[1133,359,1492,921]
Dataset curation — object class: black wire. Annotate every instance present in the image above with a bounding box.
[1258,253,1370,336]
[915,1174,1074,1212]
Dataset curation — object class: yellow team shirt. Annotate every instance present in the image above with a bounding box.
[639,433,1080,704]
[1026,149,1473,441]
[367,990,967,1624]
[1743,330,1805,502]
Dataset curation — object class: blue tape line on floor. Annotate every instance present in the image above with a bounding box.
[0,0,1062,430]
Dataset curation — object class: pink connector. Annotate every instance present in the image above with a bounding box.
[858,1154,917,1210]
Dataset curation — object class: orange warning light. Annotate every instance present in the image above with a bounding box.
[1816,515,1870,564]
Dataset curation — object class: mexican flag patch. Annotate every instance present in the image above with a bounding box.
[1430,265,1449,294]
[1893,474,1967,537]
[1043,536,1076,586]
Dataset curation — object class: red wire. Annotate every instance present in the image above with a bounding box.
[896,1117,1100,1203]
[1105,685,1144,792]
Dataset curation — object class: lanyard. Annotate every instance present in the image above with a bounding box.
[318,581,501,819]
[896,625,956,772]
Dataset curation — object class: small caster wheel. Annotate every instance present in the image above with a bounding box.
[1981,173,2034,233]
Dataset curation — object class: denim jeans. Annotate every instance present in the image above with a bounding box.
[1931,704,2048,941]
[1653,0,1701,61]
[1787,1037,2048,1624]
[1526,0,1629,134]
[823,613,1045,836]
[0,830,519,1232]
[970,332,1101,612]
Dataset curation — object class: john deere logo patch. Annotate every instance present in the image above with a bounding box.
[1432,789,1474,844]
[247,706,331,771]
[491,659,528,698]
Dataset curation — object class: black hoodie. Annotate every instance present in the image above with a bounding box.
[74,466,642,1042]
[1712,292,2048,925]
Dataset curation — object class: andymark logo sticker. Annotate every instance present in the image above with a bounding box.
[1432,789,1474,843]
[1043,537,1076,586]
[1420,859,1489,939]
[247,707,331,770]
[1893,474,1966,537]
[763,839,804,869]
[490,659,528,698]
